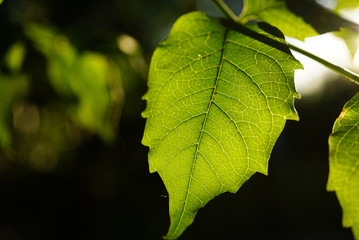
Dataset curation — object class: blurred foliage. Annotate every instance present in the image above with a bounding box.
[25,24,124,142]
[336,0,359,10]
[0,1,151,171]
[0,42,28,150]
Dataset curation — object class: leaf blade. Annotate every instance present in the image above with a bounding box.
[328,93,359,239]
[239,0,318,40]
[336,0,359,10]
[142,11,301,239]
[240,0,359,40]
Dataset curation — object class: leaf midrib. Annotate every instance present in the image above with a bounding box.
[168,28,229,239]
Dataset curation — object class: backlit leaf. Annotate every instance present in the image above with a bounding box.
[336,0,359,10]
[239,0,359,40]
[328,93,359,239]
[142,11,301,239]
[286,0,359,35]
[239,0,318,40]
[334,28,359,58]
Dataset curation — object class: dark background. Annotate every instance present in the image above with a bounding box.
[0,0,358,239]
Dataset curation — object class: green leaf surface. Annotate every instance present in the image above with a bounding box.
[142,11,301,239]
[239,0,318,40]
[287,0,359,34]
[328,93,359,239]
[239,0,359,40]
[336,0,359,10]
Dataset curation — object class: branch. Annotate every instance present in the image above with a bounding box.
[288,43,359,85]
[212,0,239,22]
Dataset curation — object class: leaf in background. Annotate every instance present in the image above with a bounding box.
[25,24,124,141]
[25,25,77,96]
[328,93,359,239]
[286,0,359,34]
[0,75,27,149]
[336,0,359,10]
[0,42,28,149]
[142,11,301,239]
[239,0,359,40]
[70,53,123,140]
[334,28,359,58]
[334,0,359,58]
[5,42,26,74]
[239,0,318,40]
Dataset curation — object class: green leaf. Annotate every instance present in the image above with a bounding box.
[239,0,318,40]
[328,93,359,239]
[286,0,359,35]
[25,24,123,141]
[334,0,359,57]
[0,75,28,148]
[142,11,301,239]
[336,0,359,10]
[239,0,359,40]
[0,42,28,149]
[335,28,359,58]
[5,42,26,73]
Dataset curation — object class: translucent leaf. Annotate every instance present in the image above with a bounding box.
[240,0,359,40]
[239,0,318,40]
[333,1,359,57]
[142,11,301,239]
[334,28,359,58]
[286,0,359,34]
[336,0,359,10]
[328,93,359,239]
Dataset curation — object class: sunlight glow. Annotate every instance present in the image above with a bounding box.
[355,48,359,68]
[117,34,139,55]
[339,7,359,69]
[288,34,352,96]
[289,7,359,96]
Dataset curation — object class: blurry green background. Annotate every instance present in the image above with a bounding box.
[0,0,359,239]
